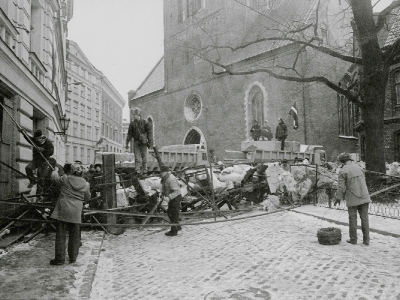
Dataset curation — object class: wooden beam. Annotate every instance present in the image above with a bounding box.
[102,153,124,235]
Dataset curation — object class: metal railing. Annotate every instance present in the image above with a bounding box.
[313,171,400,219]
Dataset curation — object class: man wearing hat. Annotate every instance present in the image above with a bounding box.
[335,153,371,246]
[275,118,288,151]
[20,129,54,188]
[49,163,90,265]
[160,165,182,236]
[125,107,153,174]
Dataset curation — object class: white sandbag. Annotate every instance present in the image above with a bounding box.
[145,176,162,190]
[265,162,282,193]
[116,189,129,207]
[261,195,280,212]
[219,168,244,183]
[178,179,188,197]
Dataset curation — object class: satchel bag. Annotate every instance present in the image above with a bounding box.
[139,133,148,145]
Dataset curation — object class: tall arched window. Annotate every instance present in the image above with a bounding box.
[248,85,264,126]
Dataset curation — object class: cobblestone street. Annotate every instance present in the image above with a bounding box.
[90,210,400,300]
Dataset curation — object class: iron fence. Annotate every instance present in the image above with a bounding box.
[312,171,400,219]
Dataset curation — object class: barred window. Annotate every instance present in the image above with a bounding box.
[337,95,357,137]
[395,71,400,105]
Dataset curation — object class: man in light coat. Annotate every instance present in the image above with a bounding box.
[160,165,182,236]
[49,163,90,265]
[335,153,371,246]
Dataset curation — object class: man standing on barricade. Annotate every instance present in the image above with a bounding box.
[160,165,182,236]
[19,129,54,188]
[125,107,153,174]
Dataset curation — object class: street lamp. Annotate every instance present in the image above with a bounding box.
[55,114,71,135]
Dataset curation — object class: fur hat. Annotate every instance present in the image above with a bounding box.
[130,107,141,116]
[71,163,82,176]
[34,130,43,137]
[338,153,353,163]
[160,165,170,172]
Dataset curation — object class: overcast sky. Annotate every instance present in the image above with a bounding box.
[68,0,164,120]
[67,0,391,120]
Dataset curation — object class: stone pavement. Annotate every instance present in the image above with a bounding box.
[90,207,400,300]
[0,230,104,300]
[1,205,400,300]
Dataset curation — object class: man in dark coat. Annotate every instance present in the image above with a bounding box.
[275,118,288,151]
[260,120,273,141]
[250,120,261,141]
[125,107,153,174]
[20,129,54,188]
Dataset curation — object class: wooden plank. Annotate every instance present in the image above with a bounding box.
[370,183,400,197]
[102,153,124,235]
[0,229,31,248]
[140,202,160,227]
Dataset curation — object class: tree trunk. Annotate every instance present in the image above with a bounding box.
[351,0,387,173]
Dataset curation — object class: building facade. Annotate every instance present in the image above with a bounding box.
[339,7,400,163]
[100,77,125,154]
[0,0,73,199]
[65,40,103,166]
[129,0,356,162]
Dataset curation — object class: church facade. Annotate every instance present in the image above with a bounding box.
[129,0,357,162]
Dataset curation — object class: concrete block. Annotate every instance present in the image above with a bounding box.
[16,146,32,162]
[19,112,33,131]
[15,178,31,195]
[241,141,277,152]
[16,162,29,175]
[17,134,31,147]
[17,96,33,118]
[224,150,246,160]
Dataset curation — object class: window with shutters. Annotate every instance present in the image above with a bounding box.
[73,101,78,115]
[73,146,78,161]
[80,124,85,138]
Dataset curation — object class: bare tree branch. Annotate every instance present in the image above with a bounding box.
[202,56,362,106]
[198,36,361,64]
[375,0,400,32]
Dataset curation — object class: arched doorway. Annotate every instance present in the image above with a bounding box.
[184,129,201,144]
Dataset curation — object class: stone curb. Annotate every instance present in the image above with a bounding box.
[291,208,400,239]
[78,231,106,299]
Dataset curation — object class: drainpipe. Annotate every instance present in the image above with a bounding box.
[300,52,308,144]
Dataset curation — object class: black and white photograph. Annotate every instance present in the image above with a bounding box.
[1,0,400,299]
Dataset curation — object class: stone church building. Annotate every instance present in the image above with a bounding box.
[128,0,357,162]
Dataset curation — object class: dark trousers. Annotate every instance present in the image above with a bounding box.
[279,138,286,150]
[167,196,181,234]
[26,160,47,184]
[55,220,81,262]
[348,203,370,243]
[133,140,148,173]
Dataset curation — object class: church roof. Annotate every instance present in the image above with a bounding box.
[383,7,400,47]
[132,56,165,100]
[224,0,319,65]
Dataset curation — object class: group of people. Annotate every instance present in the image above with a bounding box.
[18,106,370,266]
[19,116,180,265]
[250,118,288,150]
